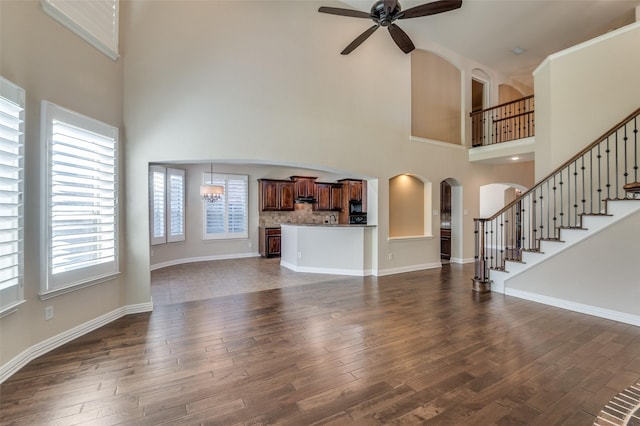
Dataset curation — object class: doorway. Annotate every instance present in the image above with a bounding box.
[440,180,452,263]
[471,74,489,147]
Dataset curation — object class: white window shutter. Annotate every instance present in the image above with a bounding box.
[167,168,185,243]
[41,0,119,60]
[43,101,119,295]
[203,173,248,240]
[149,166,166,245]
[0,77,25,316]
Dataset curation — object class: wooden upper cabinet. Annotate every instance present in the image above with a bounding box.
[259,179,294,211]
[339,179,366,203]
[280,181,295,210]
[330,184,342,211]
[290,176,317,200]
[314,182,342,211]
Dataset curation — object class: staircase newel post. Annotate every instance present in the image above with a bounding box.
[472,218,491,293]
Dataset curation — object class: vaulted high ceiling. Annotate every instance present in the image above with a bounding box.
[340,0,638,85]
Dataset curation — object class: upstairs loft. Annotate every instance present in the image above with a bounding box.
[468,95,535,164]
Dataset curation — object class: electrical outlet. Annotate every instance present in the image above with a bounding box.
[45,306,54,321]
[248,241,252,248]
[297,252,302,259]
[388,253,393,260]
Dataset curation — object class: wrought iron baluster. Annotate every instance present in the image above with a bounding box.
[597,143,602,212]
[623,123,629,189]
[573,161,578,225]
[581,156,586,214]
[552,175,557,237]
[634,117,639,182]
[615,131,619,199]
[559,172,564,228]
[605,136,611,200]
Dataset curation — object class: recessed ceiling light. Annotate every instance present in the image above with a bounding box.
[512,47,525,55]
[511,156,520,161]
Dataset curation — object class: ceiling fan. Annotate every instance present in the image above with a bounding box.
[319,0,462,55]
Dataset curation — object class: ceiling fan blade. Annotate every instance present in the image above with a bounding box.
[397,0,462,19]
[388,24,415,54]
[341,24,380,55]
[318,6,371,19]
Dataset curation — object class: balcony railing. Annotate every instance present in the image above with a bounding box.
[470,95,535,147]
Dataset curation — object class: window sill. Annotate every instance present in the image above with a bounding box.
[0,299,27,319]
[39,272,120,301]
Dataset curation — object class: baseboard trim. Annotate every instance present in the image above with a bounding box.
[450,257,475,264]
[376,262,442,277]
[0,301,153,384]
[505,288,640,327]
[280,261,371,277]
[150,252,260,271]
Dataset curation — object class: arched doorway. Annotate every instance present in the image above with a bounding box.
[440,178,463,264]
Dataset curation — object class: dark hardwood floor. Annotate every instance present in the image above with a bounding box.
[1,259,639,425]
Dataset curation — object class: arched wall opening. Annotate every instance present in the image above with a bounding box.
[479,182,528,217]
[440,177,464,263]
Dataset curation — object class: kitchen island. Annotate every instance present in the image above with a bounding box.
[280,223,376,276]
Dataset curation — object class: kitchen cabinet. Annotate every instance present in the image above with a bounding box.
[259,179,294,211]
[339,179,365,202]
[314,182,342,211]
[338,179,367,224]
[290,176,317,200]
[440,181,452,213]
[259,227,281,257]
[440,228,451,260]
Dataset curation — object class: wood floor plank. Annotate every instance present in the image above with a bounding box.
[2,259,639,425]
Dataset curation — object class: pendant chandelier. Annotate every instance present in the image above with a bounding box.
[200,163,224,202]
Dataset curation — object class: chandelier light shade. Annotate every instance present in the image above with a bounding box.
[201,163,224,202]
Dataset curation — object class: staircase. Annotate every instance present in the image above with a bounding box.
[472,107,640,324]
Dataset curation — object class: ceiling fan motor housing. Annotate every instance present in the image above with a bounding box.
[371,0,402,26]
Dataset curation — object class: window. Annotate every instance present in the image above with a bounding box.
[0,77,25,316]
[149,166,185,245]
[41,0,119,60]
[42,101,119,297]
[203,173,248,240]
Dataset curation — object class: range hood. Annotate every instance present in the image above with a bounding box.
[295,196,316,204]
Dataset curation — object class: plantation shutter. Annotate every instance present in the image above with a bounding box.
[149,166,166,245]
[167,168,185,242]
[0,77,25,315]
[41,0,119,60]
[203,174,248,239]
[43,101,119,294]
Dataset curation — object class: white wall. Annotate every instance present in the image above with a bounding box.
[479,183,510,217]
[533,22,640,179]
[506,210,640,322]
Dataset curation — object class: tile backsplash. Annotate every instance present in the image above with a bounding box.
[259,204,338,227]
